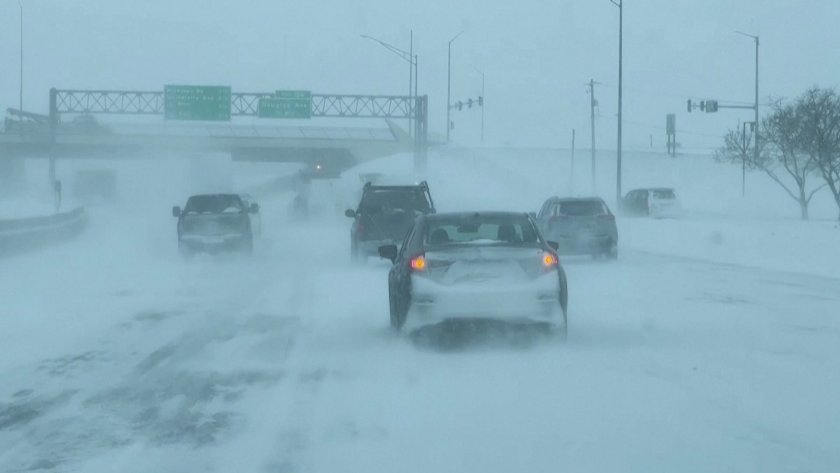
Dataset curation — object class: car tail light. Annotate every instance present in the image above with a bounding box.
[599,213,615,221]
[410,254,426,271]
[542,252,559,268]
[356,222,365,235]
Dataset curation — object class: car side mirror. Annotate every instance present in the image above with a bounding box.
[345,209,357,218]
[378,244,398,262]
[547,241,559,251]
[249,203,260,213]
[172,206,181,217]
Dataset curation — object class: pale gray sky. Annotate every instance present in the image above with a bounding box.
[1,0,839,149]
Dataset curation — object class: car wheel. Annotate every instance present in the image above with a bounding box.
[555,313,568,342]
[242,237,254,255]
[351,239,366,265]
[389,286,408,331]
[178,241,193,260]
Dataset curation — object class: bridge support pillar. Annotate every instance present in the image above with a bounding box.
[413,95,428,173]
[49,88,58,187]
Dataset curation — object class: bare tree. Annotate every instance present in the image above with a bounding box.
[796,87,840,222]
[716,100,822,220]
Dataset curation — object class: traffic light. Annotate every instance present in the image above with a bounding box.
[699,100,706,112]
[705,100,719,113]
[478,96,484,106]
[457,101,463,111]
[687,99,692,113]
[468,98,474,109]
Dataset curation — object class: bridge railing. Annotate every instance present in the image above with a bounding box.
[45,88,429,170]
[51,90,421,120]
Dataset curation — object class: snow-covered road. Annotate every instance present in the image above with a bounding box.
[1,197,839,472]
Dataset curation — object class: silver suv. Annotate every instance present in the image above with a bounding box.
[535,197,618,259]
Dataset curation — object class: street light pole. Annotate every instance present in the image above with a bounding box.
[609,0,623,208]
[409,30,413,136]
[19,0,24,119]
[447,30,465,142]
[361,33,418,135]
[736,31,760,190]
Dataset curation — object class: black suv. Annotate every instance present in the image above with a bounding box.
[172,194,259,256]
[345,181,435,262]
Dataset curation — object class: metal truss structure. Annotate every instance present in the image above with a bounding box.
[46,87,429,170]
[50,89,421,120]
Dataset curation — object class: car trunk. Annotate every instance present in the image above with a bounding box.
[548,214,613,237]
[421,246,549,285]
[182,213,248,236]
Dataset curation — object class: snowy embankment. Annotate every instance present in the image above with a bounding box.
[621,216,840,279]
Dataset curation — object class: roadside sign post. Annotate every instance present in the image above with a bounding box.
[666,113,676,156]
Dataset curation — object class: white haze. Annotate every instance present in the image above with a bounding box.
[2,2,840,473]
[2,1,840,147]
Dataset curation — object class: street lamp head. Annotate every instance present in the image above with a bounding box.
[449,30,466,45]
[735,30,758,41]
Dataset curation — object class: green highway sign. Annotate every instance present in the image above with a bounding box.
[275,90,311,100]
[164,85,231,121]
[258,90,312,119]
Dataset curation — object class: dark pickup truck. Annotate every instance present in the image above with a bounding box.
[172,194,259,256]
[345,181,435,263]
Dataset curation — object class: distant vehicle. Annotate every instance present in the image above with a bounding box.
[345,180,435,262]
[378,211,568,335]
[622,188,681,218]
[238,193,261,235]
[172,194,259,256]
[535,197,618,259]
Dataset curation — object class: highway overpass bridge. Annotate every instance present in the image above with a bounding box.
[0,88,429,179]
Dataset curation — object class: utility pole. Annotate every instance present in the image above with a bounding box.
[608,0,624,207]
[570,129,576,192]
[587,79,599,191]
[447,30,465,142]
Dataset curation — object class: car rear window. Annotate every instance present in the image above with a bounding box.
[360,189,430,213]
[558,200,608,216]
[184,195,244,214]
[652,189,676,199]
[425,215,538,245]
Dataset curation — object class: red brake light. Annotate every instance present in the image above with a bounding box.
[410,255,426,271]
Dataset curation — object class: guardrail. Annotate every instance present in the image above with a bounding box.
[0,207,88,255]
